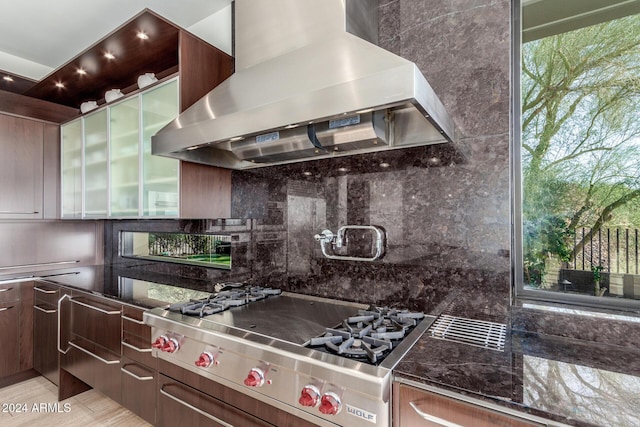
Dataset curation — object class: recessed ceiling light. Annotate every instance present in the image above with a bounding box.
[77,68,87,75]
[137,31,149,40]
[338,167,348,173]
[104,52,115,60]
[379,162,390,168]
[55,82,65,88]
[3,75,13,82]
[303,171,312,176]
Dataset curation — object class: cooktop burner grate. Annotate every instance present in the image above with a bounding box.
[428,314,506,351]
[168,286,282,317]
[304,305,425,364]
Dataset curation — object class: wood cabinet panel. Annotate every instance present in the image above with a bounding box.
[0,282,20,304]
[395,383,543,427]
[157,374,273,427]
[0,302,20,378]
[19,282,34,371]
[0,114,43,218]
[61,337,121,403]
[33,302,59,384]
[180,162,232,218]
[70,295,122,353]
[121,357,157,424]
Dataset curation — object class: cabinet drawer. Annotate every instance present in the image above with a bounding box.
[0,283,20,304]
[396,384,543,427]
[70,296,122,353]
[122,331,154,368]
[33,283,60,306]
[157,374,272,427]
[61,337,121,404]
[121,357,156,425]
[122,306,151,340]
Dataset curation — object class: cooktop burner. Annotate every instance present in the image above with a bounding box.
[304,306,425,364]
[168,285,282,317]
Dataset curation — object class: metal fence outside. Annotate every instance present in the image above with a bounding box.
[571,227,640,274]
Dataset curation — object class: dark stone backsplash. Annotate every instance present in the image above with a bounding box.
[105,0,512,321]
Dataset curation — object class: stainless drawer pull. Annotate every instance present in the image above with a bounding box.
[58,294,71,354]
[0,287,13,292]
[160,386,234,427]
[122,339,152,353]
[0,306,15,312]
[71,298,121,315]
[121,365,153,381]
[122,314,145,325]
[409,401,464,427]
[68,341,120,365]
[34,286,57,294]
[34,305,56,314]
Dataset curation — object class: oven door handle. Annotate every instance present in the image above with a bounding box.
[160,385,234,427]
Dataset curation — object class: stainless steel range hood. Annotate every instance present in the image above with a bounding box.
[152,0,456,169]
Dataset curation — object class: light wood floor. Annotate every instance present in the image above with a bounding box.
[0,376,151,426]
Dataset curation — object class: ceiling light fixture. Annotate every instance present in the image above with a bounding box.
[3,75,13,82]
[104,52,115,60]
[55,82,65,88]
[379,162,390,168]
[77,68,87,75]
[136,31,149,40]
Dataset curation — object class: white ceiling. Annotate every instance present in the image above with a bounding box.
[0,0,233,81]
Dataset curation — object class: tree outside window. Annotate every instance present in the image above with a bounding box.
[519,3,640,302]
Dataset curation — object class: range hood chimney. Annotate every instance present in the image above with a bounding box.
[152,0,456,169]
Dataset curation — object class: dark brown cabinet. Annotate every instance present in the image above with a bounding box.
[157,374,273,427]
[0,301,20,378]
[33,282,61,384]
[120,306,156,424]
[394,382,545,427]
[59,292,123,403]
[0,280,34,383]
[0,114,62,219]
[0,114,43,219]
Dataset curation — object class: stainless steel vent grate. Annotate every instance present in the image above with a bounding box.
[428,315,507,351]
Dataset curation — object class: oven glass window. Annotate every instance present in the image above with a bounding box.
[121,231,231,269]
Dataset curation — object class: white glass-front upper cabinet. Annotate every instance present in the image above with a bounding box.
[61,120,83,218]
[141,79,179,217]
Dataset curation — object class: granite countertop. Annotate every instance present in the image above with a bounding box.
[0,263,242,309]
[394,305,640,427]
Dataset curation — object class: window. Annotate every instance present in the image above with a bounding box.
[514,0,640,308]
[121,231,232,269]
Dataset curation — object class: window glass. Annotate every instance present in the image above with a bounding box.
[517,0,640,305]
[121,231,231,269]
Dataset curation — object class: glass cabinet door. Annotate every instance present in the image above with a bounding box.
[83,109,108,217]
[110,97,140,217]
[141,79,179,217]
[61,119,83,218]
